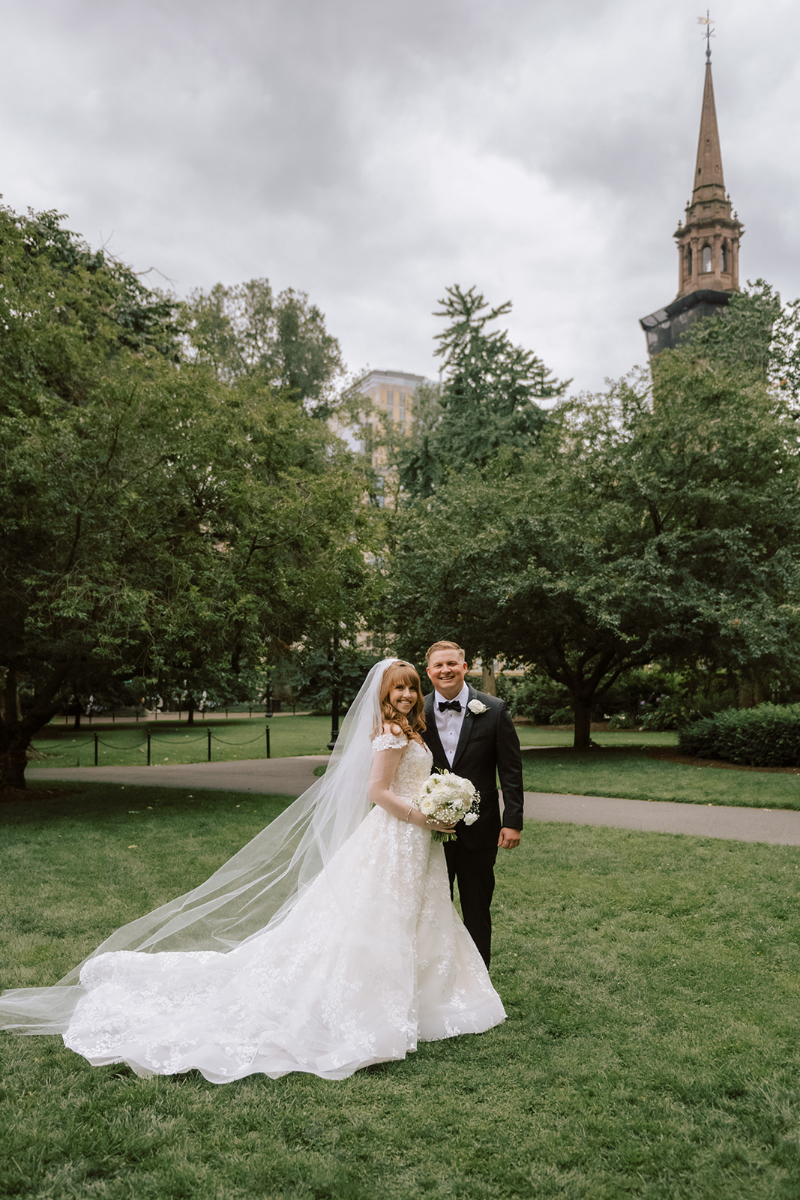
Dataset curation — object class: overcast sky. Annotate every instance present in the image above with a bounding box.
[2,0,798,394]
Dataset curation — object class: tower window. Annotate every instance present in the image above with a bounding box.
[721,241,729,272]
[702,244,712,273]
[686,245,693,276]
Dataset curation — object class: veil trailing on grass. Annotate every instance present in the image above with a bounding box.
[0,657,399,1035]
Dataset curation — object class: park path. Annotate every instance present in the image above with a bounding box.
[25,758,800,847]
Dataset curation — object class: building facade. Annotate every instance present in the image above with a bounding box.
[356,369,426,471]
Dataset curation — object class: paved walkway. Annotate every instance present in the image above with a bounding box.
[27,756,328,797]
[26,757,800,847]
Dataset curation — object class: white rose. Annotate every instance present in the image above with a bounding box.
[463,813,478,825]
[420,798,435,815]
[467,699,489,715]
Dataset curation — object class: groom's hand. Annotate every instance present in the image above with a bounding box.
[498,827,521,850]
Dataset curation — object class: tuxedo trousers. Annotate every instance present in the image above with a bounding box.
[444,839,498,968]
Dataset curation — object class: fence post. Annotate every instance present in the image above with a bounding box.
[147,730,151,765]
[94,733,98,766]
[265,724,271,759]
[208,729,212,762]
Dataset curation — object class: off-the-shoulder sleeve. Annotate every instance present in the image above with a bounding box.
[372,733,408,753]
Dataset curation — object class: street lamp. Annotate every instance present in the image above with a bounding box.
[327,627,340,750]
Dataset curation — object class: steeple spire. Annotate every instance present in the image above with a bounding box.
[672,20,742,302]
[692,55,726,205]
[639,19,744,356]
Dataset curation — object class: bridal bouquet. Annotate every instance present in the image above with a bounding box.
[416,771,480,842]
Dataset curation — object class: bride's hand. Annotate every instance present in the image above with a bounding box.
[424,817,458,833]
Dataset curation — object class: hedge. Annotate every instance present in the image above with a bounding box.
[678,703,800,768]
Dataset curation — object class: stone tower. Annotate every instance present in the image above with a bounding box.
[640,40,744,356]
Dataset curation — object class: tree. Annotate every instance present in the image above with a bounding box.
[0,207,370,790]
[390,354,800,747]
[181,279,345,417]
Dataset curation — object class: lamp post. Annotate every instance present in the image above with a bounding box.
[327,627,340,750]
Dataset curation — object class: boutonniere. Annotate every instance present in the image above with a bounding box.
[467,699,489,715]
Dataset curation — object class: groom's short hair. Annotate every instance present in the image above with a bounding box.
[425,640,466,663]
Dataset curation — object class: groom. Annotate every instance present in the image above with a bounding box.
[421,641,524,967]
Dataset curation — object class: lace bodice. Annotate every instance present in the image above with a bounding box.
[372,735,433,802]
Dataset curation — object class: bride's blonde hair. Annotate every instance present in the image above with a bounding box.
[379,661,426,740]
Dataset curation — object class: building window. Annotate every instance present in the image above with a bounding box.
[702,244,712,273]
[387,391,394,407]
[721,241,729,272]
[686,245,693,276]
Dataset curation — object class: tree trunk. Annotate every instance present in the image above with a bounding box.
[738,677,765,708]
[572,696,593,750]
[481,660,497,696]
[0,733,29,791]
[186,696,196,726]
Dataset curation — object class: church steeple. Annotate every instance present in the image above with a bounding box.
[640,19,744,356]
[674,51,743,299]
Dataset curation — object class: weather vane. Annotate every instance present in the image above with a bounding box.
[698,10,715,63]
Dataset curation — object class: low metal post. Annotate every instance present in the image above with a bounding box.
[94,733,98,766]
[207,729,212,762]
[147,731,151,765]
[265,724,271,759]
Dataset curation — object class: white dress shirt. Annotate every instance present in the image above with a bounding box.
[433,682,470,767]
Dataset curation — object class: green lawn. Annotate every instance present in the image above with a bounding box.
[32,715,334,768]
[523,746,800,811]
[2,782,800,1199]
[515,727,680,749]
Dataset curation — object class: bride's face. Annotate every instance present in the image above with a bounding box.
[388,683,417,714]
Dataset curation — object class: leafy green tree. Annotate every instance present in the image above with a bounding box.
[0,208,369,790]
[391,353,800,747]
[433,284,568,466]
[181,279,345,416]
[359,286,568,501]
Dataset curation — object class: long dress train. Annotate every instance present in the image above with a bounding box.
[62,735,506,1082]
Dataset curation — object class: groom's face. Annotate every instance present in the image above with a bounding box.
[426,650,469,700]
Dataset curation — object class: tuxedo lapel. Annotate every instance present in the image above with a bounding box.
[451,686,477,771]
[423,694,447,765]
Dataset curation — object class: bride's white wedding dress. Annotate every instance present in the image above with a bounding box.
[62,734,506,1083]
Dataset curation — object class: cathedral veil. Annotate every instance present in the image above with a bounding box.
[0,658,400,1035]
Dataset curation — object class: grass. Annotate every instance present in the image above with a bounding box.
[515,728,680,749]
[522,746,800,811]
[2,782,800,1198]
[31,715,334,769]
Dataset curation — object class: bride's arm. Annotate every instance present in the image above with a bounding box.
[368,738,454,831]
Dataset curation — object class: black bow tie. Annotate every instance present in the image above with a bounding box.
[438,699,462,713]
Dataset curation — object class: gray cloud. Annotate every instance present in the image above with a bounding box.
[1,0,797,392]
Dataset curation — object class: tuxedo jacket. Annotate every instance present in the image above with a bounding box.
[422,687,524,850]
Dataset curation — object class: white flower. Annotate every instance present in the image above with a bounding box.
[463,813,478,825]
[467,699,489,715]
[420,798,435,815]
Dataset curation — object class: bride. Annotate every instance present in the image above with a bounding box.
[0,659,505,1082]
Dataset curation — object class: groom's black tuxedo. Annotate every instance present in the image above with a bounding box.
[422,687,524,966]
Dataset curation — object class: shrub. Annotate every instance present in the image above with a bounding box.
[548,707,575,726]
[498,673,571,724]
[679,704,800,767]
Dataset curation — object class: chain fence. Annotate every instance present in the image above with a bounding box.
[37,726,272,766]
